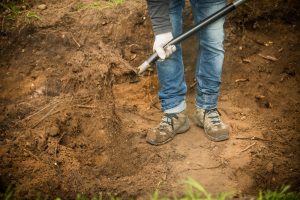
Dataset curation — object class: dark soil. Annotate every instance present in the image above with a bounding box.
[0,0,299,199]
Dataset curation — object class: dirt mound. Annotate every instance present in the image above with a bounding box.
[0,1,158,198]
[0,0,300,199]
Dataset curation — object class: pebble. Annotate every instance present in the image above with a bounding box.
[37,4,47,10]
[47,126,60,137]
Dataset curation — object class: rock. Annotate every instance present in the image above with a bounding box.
[37,4,47,10]
[46,125,60,137]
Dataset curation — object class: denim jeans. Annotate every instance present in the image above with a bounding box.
[156,0,226,113]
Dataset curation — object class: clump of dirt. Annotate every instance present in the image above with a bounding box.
[0,0,299,199]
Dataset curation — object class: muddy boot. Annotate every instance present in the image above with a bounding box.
[146,111,190,145]
[194,108,229,142]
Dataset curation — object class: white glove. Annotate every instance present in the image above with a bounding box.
[153,32,176,60]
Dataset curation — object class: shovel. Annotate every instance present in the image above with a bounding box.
[138,0,247,74]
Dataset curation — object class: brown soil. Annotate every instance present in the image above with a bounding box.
[0,0,299,199]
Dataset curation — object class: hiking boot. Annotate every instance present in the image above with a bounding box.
[194,108,229,142]
[146,111,190,145]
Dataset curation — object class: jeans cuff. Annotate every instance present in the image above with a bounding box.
[164,100,186,114]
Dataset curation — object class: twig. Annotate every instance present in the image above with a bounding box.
[258,54,278,61]
[240,142,256,153]
[235,78,249,83]
[73,105,96,109]
[32,104,58,128]
[24,148,42,161]
[149,99,160,110]
[235,136,271,142]
[189,81,197,88]
[71,33,81,48]
[22,101,58,121]
[180,163,223,173]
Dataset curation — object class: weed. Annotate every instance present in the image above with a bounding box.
[257,185,300,200]
[3,184,14,200]
[2,178,300,200]
[0,2,22,20]
[75,0,125,11]
[25,11,41,22]
[151,178,231,200]
[0,1,41,23]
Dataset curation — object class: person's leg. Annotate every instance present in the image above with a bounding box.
[146,0,190,145]
[190,0,229,141]
[156,0,187,113]
[190,0,226,109]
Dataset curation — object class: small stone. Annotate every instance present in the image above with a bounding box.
[241,116,246,120]
[37,4,47,10]
[46,125,60,137]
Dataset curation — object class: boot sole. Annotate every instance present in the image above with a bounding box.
[147,118,190,146]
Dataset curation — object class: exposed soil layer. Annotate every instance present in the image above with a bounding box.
[0,0,299,199]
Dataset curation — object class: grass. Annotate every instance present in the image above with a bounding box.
[75,0,125,11]
[2,178,300,200]
[151,178,231,200]
[0,1,22,20]
[0,0,41,23]
[257,185,300,200]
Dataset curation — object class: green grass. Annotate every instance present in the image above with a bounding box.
[2,178,300,200]
[0,1,41,23]
[152,178,231,200]
[257,185,300,200]
[0,1,22,20]
[75,0,125,11]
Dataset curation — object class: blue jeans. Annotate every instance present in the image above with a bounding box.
[156,0,226,113]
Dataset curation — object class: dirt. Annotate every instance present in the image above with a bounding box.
[0,0,299,199]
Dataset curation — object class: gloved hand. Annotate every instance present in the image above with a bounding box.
[153,32,176,60]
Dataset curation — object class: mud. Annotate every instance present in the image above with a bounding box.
[0,0,299,199]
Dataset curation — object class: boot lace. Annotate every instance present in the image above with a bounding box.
[204,108,221,125]
[159,113,178,130]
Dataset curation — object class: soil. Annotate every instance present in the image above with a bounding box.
[0,0,299,199]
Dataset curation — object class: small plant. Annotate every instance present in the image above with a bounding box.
[0,1,22,20]
[0,1,41,23]
[151,177,231,200]
[257,185,300,200]
[75,0,125,11]
[3,184,15,200]
[2,179,300,199]
[25,11,41,22]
